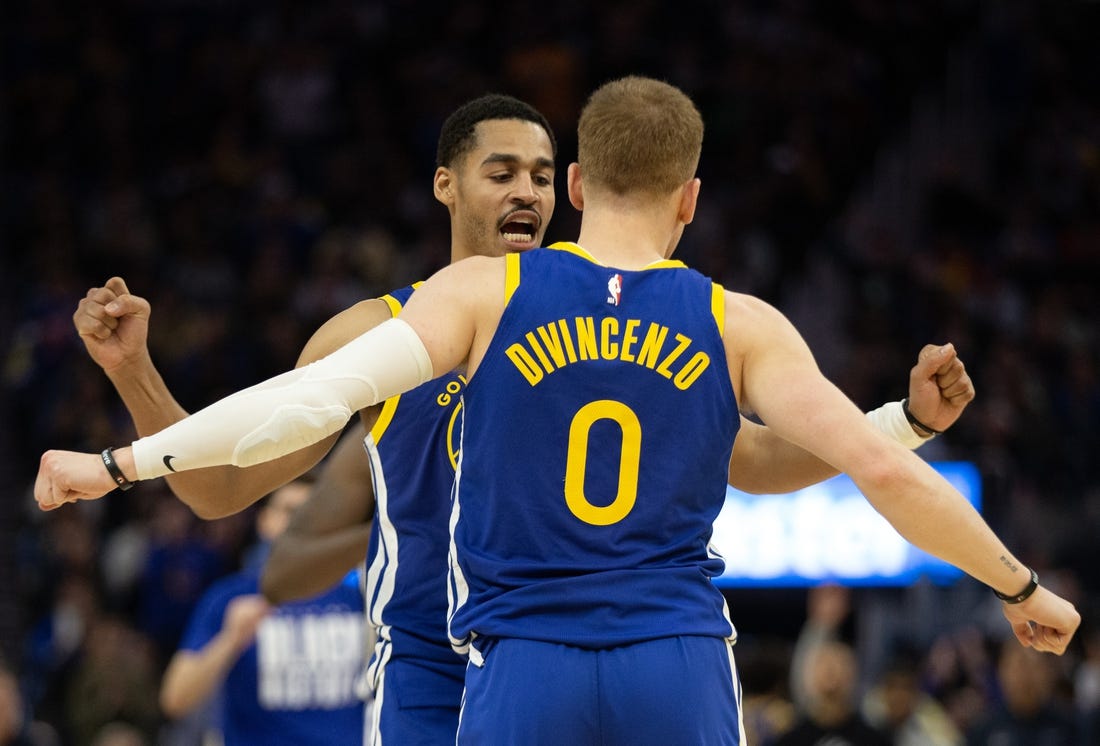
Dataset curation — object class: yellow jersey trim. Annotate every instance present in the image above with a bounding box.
[505,253,521,304]
[548,241,598,262]
[380,294,402,318]
[380,281,424,318]
[370,393,400,444]
[548,241,687,270]
[711,282,725,334]
[371,282,424,443]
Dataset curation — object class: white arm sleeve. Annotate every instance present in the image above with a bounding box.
[130,318,433,480]
[866,400,933,450]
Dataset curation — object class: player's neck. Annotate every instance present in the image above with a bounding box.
[575,208,676,269]
[450,242,475,264]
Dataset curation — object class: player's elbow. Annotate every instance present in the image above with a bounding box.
[180,495,236,521]
[849,446,911,497]
[176,484,259,520]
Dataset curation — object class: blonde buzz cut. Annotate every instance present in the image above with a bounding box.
[577,76,704,198]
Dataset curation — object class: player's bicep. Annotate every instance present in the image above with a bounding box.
[263,300,391,474]
[729,295,875,471]
[296,298,394,367]
[400,258,492,376]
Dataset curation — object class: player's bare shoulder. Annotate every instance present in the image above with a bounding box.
[720,290,797,398]
[721,291,789,342]
[434,253,506,285]
[416,254,508,317]
[401,255,510,379]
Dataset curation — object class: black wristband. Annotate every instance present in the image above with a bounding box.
[993,567,1039,604]
[101,447,135,491]
[901,397,943,436]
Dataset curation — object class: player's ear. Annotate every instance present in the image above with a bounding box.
[567,163,584,210]
[434,167,455,206]
[678,178,701,225]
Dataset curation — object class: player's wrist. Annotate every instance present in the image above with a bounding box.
[100,447,138,491]
[101,348,156,379]
[993,567,1039,605]
[901,397,943,438]
[866,400,933,450]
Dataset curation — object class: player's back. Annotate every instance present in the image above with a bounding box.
[449,243,740,652]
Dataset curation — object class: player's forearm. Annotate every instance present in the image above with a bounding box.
[263,422,375,602]
[729,421,840,493]
[107,321,426,517]
[102,351,190,435]
[177,448,337,519]
[262,525,373,604]
[126,319,430,482]
[854,449,1030,597]
[159,636,243,718]
[730,403,930,494]
[757,376,1028,596]
[101,351,291,516]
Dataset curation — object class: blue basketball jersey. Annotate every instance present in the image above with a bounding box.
[448,243,740,652]
[363,284,467,672]
[180,567,366,745]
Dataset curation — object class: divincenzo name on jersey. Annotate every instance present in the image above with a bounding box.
[505,316,712,390]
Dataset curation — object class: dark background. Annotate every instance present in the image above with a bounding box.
[2,1,1099,743]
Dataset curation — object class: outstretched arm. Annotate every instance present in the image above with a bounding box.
[727,291,1079,655]
[73,277,392,517]
[729,343,974,494]
[34,258,490,509]
[261,421,376,604]
[36,258,490,511]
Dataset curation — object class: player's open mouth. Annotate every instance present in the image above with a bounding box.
[499,211,540,247]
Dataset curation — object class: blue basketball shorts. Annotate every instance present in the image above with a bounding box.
[367,633,467,746]
[457,635,744,746]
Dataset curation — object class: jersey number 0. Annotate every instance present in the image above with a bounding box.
[564,400,641,526]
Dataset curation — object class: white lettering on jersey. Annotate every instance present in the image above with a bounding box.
[257,611,364,710]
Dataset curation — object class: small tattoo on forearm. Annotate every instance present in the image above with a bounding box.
[1000,555,1019,572]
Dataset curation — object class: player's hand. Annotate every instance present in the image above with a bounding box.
[35,450,117,510]
[1001,586,1080,655]
[73,277,151,373]
[906,343,975,434]
[223,595,272,650]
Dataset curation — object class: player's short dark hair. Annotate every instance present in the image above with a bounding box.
[436,94,557,168]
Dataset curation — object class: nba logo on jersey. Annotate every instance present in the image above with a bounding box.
[607,273,623,306]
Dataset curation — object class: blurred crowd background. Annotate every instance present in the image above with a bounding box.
[2,0,1099,744]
